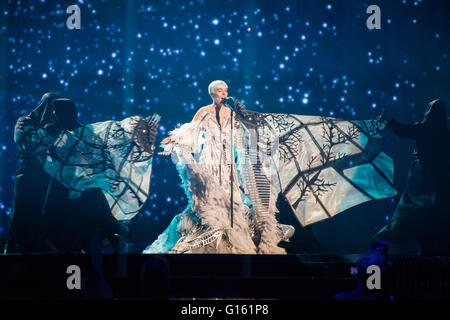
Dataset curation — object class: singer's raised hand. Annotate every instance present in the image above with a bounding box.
[161,136,175,144]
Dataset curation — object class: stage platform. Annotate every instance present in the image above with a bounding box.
[0,254,449,300]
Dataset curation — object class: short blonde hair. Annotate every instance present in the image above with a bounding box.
[208,80,228,95]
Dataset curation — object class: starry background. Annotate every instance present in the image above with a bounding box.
[0,0,449,254]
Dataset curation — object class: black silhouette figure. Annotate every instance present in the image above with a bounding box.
[5,93,128,254]
[374,99,450,255]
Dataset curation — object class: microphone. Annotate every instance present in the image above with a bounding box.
[222,97,236,109]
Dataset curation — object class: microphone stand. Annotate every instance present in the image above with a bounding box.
[224,97,243,229]
[230,109,234,228]
[223,98,236,229]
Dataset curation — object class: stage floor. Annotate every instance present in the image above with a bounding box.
[0,254,449,300]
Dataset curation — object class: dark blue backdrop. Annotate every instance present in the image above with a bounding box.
[1,0,449,253]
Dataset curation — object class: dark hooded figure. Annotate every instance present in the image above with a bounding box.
[6,93,128,254]
[375,99,450,255]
